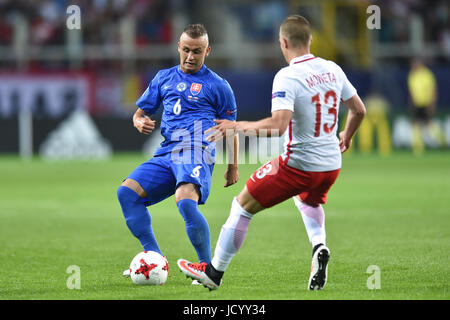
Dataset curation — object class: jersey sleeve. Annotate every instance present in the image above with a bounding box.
[338,66,357,101]
[271,69,296,112]
[136,71,163,114]
[215,79,237,121]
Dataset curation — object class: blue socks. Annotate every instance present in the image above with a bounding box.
[117,186,162,255]
[177,199,211,263]
[118,186,211,263]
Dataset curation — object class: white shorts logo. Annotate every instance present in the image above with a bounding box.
[190,165,202,178]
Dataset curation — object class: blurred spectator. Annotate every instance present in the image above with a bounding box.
[358,91,392,155]
[374,0,449,48]
[30,0,65,46]
[0,0,173,47]
[0,0,447,65]
[0,13,12,45]
[408,59,437,126]
[407,58,443,153]
[134,0,172,45]
[230,1,286,42]
[440,24,450,56]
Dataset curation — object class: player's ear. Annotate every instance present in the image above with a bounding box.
[282,37,289,50]
[205,46,211,57]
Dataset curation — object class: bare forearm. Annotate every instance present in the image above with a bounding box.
[237,119,279,137]
[226,134,239,166]
[205,110,291,142]
[341,94,366,140]
[342,109,365,140]
[223,134,239,187]
[236,110,292,137]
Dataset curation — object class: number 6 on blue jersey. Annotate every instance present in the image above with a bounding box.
[173,98,182,115]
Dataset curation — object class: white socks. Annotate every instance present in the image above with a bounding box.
[211,197,253,272]
[293,196,326,248]
[210,196,325,272]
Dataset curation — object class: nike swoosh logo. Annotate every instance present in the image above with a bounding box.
[179,260,201,278]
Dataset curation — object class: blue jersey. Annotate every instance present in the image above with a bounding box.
[136,65,237,157]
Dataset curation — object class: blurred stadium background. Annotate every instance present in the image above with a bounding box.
[0,0,449,159]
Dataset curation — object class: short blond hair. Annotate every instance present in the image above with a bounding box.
[183,24,208,38]
[280,15,311,48]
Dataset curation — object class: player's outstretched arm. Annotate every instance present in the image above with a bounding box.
[133,108,156,135]
[339,94,366,153]
[205,110,292,142]
[237,110,292,137]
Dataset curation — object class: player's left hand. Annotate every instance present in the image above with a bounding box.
[205,119,237,142]
[224,165,239,187]
[339,131,352,153]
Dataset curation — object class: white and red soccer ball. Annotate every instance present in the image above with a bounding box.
[129,251,168,285]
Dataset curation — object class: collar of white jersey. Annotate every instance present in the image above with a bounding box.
[289,54,316,66]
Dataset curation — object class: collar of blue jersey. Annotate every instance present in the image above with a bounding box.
[177,64,207,76]
[289,54,315,66]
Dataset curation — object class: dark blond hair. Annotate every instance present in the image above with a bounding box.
[280,15,311,48]
[183,24,208,39]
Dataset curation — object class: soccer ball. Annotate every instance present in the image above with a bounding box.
[129,251,168,285]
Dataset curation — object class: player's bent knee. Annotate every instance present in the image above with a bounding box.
[117,185,137,205]
[120,179,147,198]
[175,183,200,203]
[236,187,265,214]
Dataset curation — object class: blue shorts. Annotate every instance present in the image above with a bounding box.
[126,152,214,206]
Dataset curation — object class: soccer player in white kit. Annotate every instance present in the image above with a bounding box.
[178,15,366,290]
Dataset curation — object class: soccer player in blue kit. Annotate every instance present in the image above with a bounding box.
[118,24,239,277]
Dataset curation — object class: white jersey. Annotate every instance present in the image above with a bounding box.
[271,54,357,172]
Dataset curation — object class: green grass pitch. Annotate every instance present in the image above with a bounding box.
[0,151,448,300]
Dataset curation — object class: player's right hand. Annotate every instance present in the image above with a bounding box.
[134,115,156,135]
[224,165,239,187]
[205,119,237,142]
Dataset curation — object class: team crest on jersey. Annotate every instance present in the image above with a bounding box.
[177,82,187,92]
[190,83,202,96]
